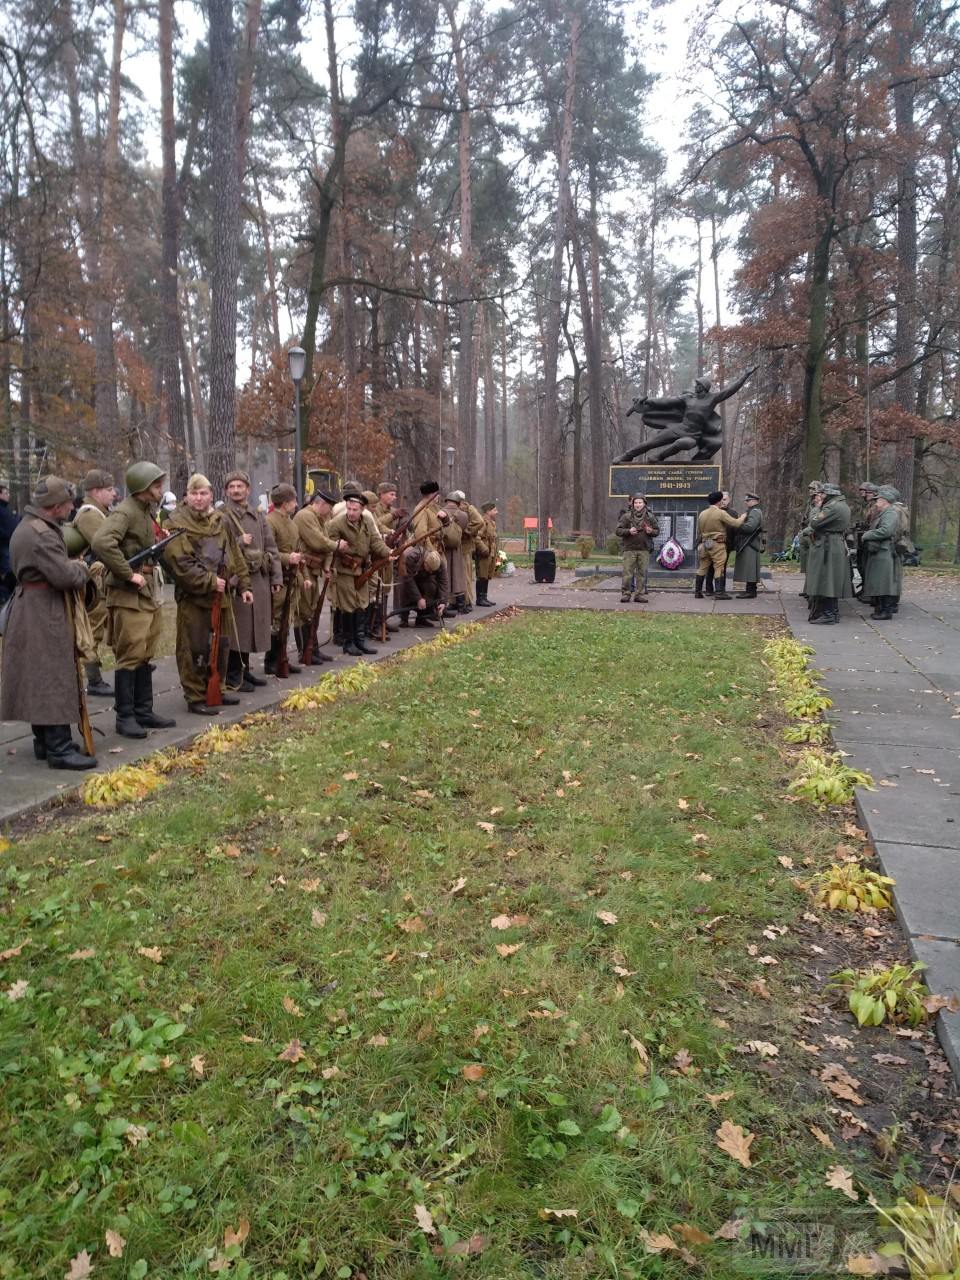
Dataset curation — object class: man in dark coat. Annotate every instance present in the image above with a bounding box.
[0,476,98,769]
[802,484,853,624]
[732,493,764,599]
[860,485,900,620]
[222,471,283,689]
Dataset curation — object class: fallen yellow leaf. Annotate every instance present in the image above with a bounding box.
[715,1119,755,1168]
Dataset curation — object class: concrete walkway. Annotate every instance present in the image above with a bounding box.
[783,580,960,1075]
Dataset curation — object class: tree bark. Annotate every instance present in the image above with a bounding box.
[206,0,242,491]
[158,0,188,493]
[539,12,580,546]
[891,0,918,502]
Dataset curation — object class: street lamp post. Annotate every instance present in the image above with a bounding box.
[287,346,306,504]
[445,445,455,493]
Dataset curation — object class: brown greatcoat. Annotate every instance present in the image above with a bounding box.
[441,504,468,596]
[71,499,110,648]
[476,514,499,577]
[223,500,281,653]
[1,506,89,725]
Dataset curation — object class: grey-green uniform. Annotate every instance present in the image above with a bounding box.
[164,502,250,708]
[802,485,852,624]
[325,509,391,613]
[732,496,763,597]
[798,482,823,591]
[860,485,901,620]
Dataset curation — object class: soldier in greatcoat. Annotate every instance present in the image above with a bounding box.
[860,485,901,621]
[798,480,823,598]
[475,502,499,606]
[440,494,468,614]
[92,460,177,738]
[732,492,764,599]
[293,488,338,664]
[265,484,306,676]
[0,476,98,769]
[222,470,283,690]
[71,468,117,696]
[802,483,853,624]
[164,474,252,713]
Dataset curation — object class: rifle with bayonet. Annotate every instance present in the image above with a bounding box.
[301,575,330,665]
[355,524,438,589]
[205,547,228,707]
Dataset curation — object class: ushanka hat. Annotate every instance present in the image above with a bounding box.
[32,475,75,507]
[420,480,440,496]
[82,468,114,492]
[224,470,251,488]
[270,483,297,504]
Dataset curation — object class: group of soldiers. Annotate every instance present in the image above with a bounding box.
[799,480,910,623]
[0,464,499,772]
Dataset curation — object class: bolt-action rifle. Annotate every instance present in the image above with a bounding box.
[205,548,228,708]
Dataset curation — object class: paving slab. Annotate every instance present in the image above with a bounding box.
[830,711,960,749]
[873,842,960,942]
[825,687,950,716]
[909,938,960,1079]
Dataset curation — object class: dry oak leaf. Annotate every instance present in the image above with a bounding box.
[738,1040,780,1059]
[449,876,467,895]
[414,1204,437,1236]
[69,948,96,960]
[321,1065,343,1080]
[342,770,359,781]
[125,1123,148,1147]
[137,946,163,964]
[538,1208,578,1221]
[747,978,771,1000]
[809,1125,835,1149]
[777,855,795,869]
[825,1165,859,1201]
[367,1034,389,1047]
[820,1063,865,1106]
[677,798,690,810]
[476,821,496,834]
[0,938,30,960]
[705,1090,734,1104]
[846,1255,886,1276]
[224,843,241,859]
[224,1218,250,1248]
[462,1063,485,1082]
[335,830,350,844]
[596,910,618,926]
[496,943,524,957]
[208,1253,230,1273]
[695,872,713,882]
[714,1218,745,1241]
[64,1250,93,1280]
[282,996,303,1017]
[311,910,327,928]
[190,1054,206,1078]
[6,979,29,1001]
[299,878,321,893]
[277,1039,305,1063]
[673,1048,695,1073]
[622,1029,650,1069]
[673,1223,713,1246]
[105,1229,126,1258]
[398,916,426,934]
[490,914,514,930]
[922,992,960,1015]
[715,1119,755,1168]
[441,1234,489,1257]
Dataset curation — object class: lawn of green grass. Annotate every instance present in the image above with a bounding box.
[0,612,941,1278]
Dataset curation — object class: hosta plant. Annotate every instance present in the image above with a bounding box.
[815,862,894,913]
[82,764,166,808]
[783,720,830,745]
[827,963,928,1026]
[788,751,874,806]
[782,689,833,719]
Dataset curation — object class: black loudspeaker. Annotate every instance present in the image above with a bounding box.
[533,549,557,583]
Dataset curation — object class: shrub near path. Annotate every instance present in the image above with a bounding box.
[0,612,957,1279]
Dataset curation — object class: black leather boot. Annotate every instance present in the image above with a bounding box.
[134,665,176,728]
[115,668,148,738]
[282,631,302,674]
[875,596,894,620]
[714,573,732,601]
[332,609,345,646]
[45,724,97,770]
[735,584,758,599]
[32,724,81,760]
[264,634,279,675]
[694,576,705,599]
[342,610,363,656]
[811,597,839,624]
[244,654,268,686]
[460,594,473,614]
[354,608,378,654]
[85,662,113,697]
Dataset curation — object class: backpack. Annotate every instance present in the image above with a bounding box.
[893,503,915,559]
[657,537,684,570]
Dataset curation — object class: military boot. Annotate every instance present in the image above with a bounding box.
[875,596,895,621]
[714,573,732,601]
[264,634,279,675]
[735,584,758,599]
[354,608,378,655]
[32,725,81,760]
[243,654,268,686]
[114,668,148,739]
[694,576,705,599]
[44,724,97,771]
[332,610,346,646]
[342,611,363,657]
[620,589,632,603]
[134,665,176,728]
[85,662,113,697]
[311,627,334,662]
[810,597,839,624]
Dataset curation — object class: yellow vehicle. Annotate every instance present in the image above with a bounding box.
[305,466,341,498]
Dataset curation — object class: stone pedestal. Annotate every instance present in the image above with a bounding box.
[610,464,721,574]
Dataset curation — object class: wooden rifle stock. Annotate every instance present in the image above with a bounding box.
[276,567,296,678]
[205,553,227,707]
[356,526,435,588]
[301,575,330,664]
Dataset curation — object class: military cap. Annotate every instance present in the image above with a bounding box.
[876,485,898,501]
[32,475,75,508]
[886,486,901,501]
[858,480,878,492]
[82,468,114,493]
[225,470,251,488]
[187,472,213,493]
[745,491,760,502]
[481,501,497,513]
[420,480,440,496]
[821,483,842,497]
[378,481,398,494]
[708,490,724,504]
[422,548,442,572]
[342,488,368,505]
[807,480,823,491]
[341,480,364,498]
[270,483,297,504]
[310,488,336,505]
[125,460,166,494]
[362,489,378,506]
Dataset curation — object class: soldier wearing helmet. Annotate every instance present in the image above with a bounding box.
[90,461,177,738]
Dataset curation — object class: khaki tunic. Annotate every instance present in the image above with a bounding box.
[412,502,444,552]
[462,502,485,601]
[441,506,468,596]
[267,509,302,631]
[72,500,110,649]
[293,506,337,624]
[372,501,397,588]
[325,510,391,612]
[476,515,499,578]
[0,506,89,725]
[91,495,164,669]
[164,504,250,704]
[222,500,281,654]
[696,505,746,575]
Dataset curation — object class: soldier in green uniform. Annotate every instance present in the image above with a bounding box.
[616,493,660,603]
[92,461,177,738]
[798,480,823,598]
[164,474,253,713]
[732,492,764,599]
[222,470,283,690]
[325,491,393,656]
[802,483,853,624]
[860,485,900,620]
[371,482,399,632]
[475,502,499,606]
[71,468,117,696]
[293,488,338,664]
[265,483,306,676]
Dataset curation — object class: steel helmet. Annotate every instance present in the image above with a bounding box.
[62,523,89,557]
[125,460,166,495]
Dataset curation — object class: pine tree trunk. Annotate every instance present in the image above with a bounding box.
[891,0,918,502]
[207,0,242,491]
[587,163,607,540]
[802,208,834,483]
[158,0,187,493]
